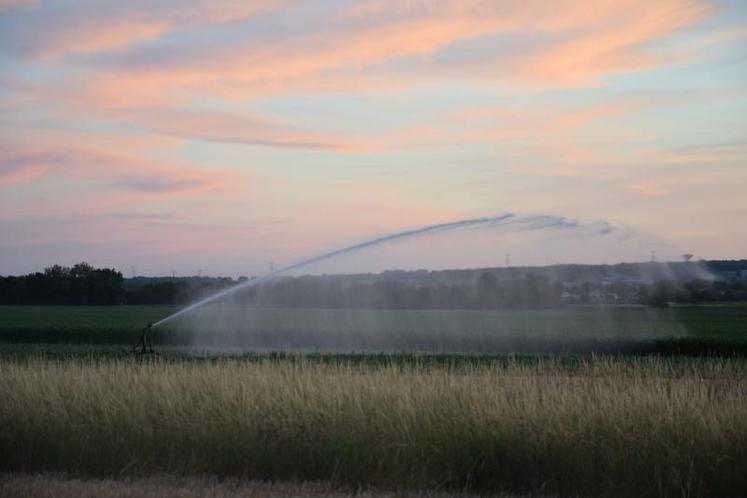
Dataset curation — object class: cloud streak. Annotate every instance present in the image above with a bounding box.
[0,138,234,194]
[2,0,288,59]
[0,156,47,185]
[3,0,714,105]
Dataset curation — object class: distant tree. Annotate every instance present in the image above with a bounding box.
[0,263,123,305]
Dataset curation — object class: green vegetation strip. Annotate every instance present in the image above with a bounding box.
[2,357,746,497]
[1,305,745,356]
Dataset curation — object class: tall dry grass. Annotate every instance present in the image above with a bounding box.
[0,473,503,498]
[1,357,746,497]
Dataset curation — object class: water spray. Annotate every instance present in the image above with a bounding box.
[150,213,620,329]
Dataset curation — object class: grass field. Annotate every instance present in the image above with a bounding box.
[2,304,746,496]
[0,474,517,498]
[2,356,746,497]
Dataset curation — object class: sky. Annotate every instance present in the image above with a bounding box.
[1,0,746,277]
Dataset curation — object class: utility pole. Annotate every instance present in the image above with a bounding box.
[651,250,656,263]
[130,265,136,278]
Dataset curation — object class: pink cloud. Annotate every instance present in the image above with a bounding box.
[14,0,289,59]
[7,80,372,152]
[264,0,706,86]
[0,138,237,196]
[626,181,669,196]
[8,0,713,106]
[0,159,47,185]
[0,0,720,169]
[505,0,709,84]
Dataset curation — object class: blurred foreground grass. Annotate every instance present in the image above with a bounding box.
[0,473,524,498]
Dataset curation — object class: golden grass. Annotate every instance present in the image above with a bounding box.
[1,357,746,497]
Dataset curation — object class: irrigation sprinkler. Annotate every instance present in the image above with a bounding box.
[132,322,155,355]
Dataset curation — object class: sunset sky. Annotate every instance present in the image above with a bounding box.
[1,0,746,277]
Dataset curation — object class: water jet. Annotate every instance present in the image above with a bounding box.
[151,213,629,330]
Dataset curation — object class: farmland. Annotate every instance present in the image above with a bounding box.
[1,304,746,356]
[1,304,747,497]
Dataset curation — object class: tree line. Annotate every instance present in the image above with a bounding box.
[225,273,747,309]
[0,263,125,305]
[1,262,745,307]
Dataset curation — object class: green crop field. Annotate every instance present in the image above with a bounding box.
[1,304,746,357]
[0,305,175,340]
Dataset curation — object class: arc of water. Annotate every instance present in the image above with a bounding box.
[153,213,614,327]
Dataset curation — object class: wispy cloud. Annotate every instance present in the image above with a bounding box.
[3,0,714,105]
[129,108,371,151]
[663,140,747,164]
[0,139,235,194]
[5,81,371,151]
[2,0,288,59]
[0,0,721,159]
[0,156,47,185]
[626,181,669,196]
